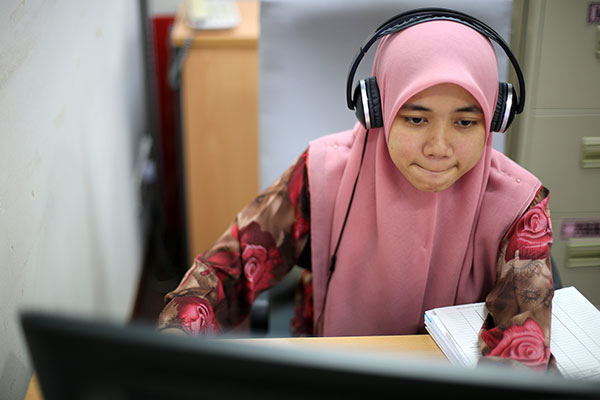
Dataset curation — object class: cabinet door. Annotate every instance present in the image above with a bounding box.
[182,46,259,258]
[534,0,600,109]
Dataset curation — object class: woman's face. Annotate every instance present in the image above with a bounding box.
[387,83,487,192]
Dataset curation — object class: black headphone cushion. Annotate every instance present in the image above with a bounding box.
[365,77,384,128]
[491,82,508,133]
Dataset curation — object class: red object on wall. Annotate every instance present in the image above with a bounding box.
[151,15,180,232]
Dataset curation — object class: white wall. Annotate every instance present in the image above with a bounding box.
[0,1,145,398]
[149,0,181,15]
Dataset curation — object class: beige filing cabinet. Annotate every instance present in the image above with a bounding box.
[508,0,600,305]
[171,1,260,260]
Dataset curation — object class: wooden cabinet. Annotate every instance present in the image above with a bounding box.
[171,1,260,260]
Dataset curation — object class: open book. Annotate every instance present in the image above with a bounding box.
[424,286,600,380]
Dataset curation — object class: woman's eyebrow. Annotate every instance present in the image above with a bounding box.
[400,104,483,113]
[400,104,431,111]
[455,105,483,113]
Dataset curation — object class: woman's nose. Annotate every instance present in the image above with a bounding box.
[423,124,452,158]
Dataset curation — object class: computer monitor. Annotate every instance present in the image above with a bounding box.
[20,311,600,399]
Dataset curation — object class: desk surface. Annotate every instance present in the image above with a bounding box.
[235,334,446,360]
[24,334,444,399]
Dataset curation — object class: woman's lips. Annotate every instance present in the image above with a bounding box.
[416,164,455,174]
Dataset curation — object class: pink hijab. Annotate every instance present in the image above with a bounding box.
[307,21,541,336]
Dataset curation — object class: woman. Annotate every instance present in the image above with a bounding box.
[158,14,555,371]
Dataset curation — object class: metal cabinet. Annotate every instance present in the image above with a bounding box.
[508,0,600,305]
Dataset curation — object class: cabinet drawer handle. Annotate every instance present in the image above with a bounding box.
[566,239,600,268]
[581,136,600,169]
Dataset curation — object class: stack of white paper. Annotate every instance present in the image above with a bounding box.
[424,287,600,380]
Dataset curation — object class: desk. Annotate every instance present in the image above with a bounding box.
[172,1,260,260]
[234,334,446,361]
[24,334,444,399]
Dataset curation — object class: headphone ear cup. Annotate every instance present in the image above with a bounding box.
[491,82,517,133]
[365,77,383,128]
[352,82,368,128]
[504,83,517,131]
[491,82,507,133]
[352,77,384,129]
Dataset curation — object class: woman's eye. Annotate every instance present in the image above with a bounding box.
[457,120,477,128]
[405,117,426,125]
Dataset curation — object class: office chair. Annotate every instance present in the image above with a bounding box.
[550,254,562,290]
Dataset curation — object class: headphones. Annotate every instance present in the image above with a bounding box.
[347,7,526,133]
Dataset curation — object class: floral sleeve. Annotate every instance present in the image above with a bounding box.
[157,151,310,335]
[479,187,558,372]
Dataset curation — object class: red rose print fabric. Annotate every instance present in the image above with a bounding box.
[505,196,552,262]
[158,151,310,334]
[480,188,556,372]
[481,319,551,371]
[157,151,556,374]
[288,152,310,242]
[173,296,219,335]
[236,221,283,303]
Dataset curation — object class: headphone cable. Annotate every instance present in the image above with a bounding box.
[316,128,370,334]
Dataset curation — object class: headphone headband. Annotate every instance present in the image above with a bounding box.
[346,8,525,116]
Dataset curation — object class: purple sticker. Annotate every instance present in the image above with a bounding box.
[589,3,600,23]
[560,219,600,239]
